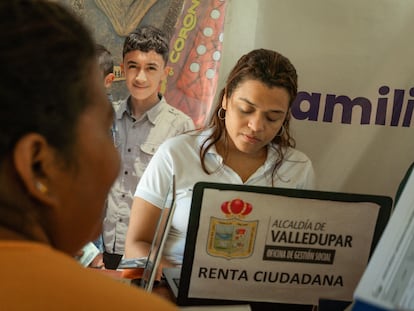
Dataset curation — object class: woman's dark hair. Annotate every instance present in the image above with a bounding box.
[0,0,96,163]
[200,49,298,182]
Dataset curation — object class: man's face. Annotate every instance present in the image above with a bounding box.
[123,50,168,105]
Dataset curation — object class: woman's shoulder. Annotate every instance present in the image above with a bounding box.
[160,129,209,149]
[271,145,312,164]
[286,147,312,162]
[0,242,177,310]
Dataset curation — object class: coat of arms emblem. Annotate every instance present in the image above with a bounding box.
[207,198,258,259]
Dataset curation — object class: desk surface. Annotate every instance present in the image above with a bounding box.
[92,269,330,311]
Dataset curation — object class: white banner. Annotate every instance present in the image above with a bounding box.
[219,0,414,199]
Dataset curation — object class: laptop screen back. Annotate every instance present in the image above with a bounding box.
[177,182,392,310]
[141,175,176,292]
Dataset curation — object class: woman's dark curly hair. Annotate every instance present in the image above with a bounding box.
[0,0,96,164]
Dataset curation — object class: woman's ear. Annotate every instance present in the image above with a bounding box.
[13,133,57,206]
[222,95,228,110]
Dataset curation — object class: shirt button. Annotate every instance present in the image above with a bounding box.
[127,148,131,152]
[124,171,128,175]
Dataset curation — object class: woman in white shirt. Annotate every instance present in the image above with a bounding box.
[125,48,316,266]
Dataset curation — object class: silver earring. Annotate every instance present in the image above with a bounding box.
[218,107,226,120]
[277,125,285,137]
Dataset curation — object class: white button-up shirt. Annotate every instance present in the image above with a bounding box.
[103,95,195,254]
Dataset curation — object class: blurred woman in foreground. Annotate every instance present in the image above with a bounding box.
[0,1,176,310]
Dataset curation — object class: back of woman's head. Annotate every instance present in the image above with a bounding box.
[0,0,96,162]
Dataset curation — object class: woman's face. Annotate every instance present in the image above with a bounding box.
[50,62,120,254]
[222,79,290,157]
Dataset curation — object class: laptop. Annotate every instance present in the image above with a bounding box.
[352,162,414,311]
[118,175,176,292]
[164,182,393,311]
[140,175,177,292]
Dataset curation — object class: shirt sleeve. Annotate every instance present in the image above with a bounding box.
[299,160,316,190]
[134,139,175,209]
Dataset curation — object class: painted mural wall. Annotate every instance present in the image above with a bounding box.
[60,0,226,127]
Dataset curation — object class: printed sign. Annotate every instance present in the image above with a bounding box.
[188,189,380,306]
[207,199,257,259]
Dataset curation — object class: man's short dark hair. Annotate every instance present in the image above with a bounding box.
[122,25,169,65]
